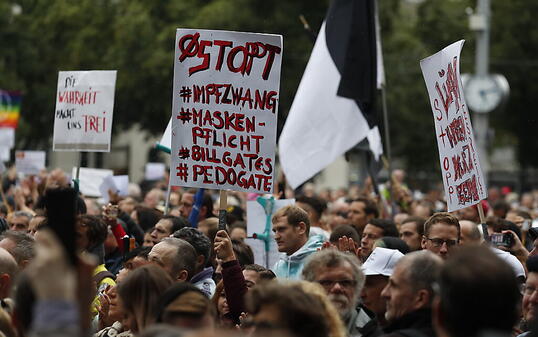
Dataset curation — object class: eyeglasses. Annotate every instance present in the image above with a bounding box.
[317,279,357,289]
[426,237,458,248]
[524,286,538,296]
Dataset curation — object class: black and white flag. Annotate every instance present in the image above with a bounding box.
[279,0,384,189]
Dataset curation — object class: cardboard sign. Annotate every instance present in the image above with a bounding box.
[170,29,283,193]
[72,167,113,197]
[15,151,46,175]
[53,71,117,152]
[420,40,487,211]
[246,198,294,268]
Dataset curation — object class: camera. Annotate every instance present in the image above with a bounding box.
[490,233,513,248]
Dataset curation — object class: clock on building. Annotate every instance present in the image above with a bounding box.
[462,74,509,113]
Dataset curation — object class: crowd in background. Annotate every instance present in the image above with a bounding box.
[0,164,536,337]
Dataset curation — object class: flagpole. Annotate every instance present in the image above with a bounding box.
[381,85,395,217]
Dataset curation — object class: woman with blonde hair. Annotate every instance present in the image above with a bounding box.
[246,280,346,337]
[117,264,173,334]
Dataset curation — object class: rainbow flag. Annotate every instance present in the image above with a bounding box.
[0,90,21,129]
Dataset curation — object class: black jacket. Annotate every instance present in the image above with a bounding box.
[381,308,436,337]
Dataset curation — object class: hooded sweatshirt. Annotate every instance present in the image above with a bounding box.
[273,234,325,280]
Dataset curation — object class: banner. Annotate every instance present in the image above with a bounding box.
[0,90,21,129]
[169,29,283,194]
[420,40,487,212]
[15,151,46,175]
[53,71,117,152]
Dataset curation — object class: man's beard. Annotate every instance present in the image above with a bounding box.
[329,294,357,319]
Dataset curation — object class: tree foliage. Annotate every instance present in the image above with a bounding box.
[1,0,537,172]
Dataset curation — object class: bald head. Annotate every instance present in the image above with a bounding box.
[0,248,17,277]
[459,220,482,246]
[0,248,17,299]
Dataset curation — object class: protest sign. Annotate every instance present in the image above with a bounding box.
[72,167,113,197]
[0,90,21,129]
[15,151,46,175]
[99,175,129,203]
[0,128,14,149]
[0,148,8,162]
[420,40,487,212]
[145,163,166,181]
[246,198,294,268]
[170,29,283,194]
[53,71,117,152]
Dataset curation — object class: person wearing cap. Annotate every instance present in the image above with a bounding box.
[156,282,216,331]
[380,251,443,337]
[361,247,404,328]
[303,249,382,337]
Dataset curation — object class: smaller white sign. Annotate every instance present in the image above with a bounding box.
[145,162,166,181]
[112,175,129,196]
[0,128,15,149]
[0,147,9,162]
[246,198,295,268]
[53,70,117,152]
[15,151,46,175]
[245,238,281,270]
[99,175,129,203]
[72,167,113,197]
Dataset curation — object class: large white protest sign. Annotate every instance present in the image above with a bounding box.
[53,71,117,152]
[246,198,294,268]
[15,151,46,175]
[420,40,487,212]
[170,29,283,194]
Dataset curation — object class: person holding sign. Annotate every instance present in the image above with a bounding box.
[271,205,324,280]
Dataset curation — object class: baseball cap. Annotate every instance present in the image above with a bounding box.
[362,247,404,276]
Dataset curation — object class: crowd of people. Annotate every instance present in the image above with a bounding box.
[0,165,537,337]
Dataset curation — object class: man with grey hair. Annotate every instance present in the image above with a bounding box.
[303,249,381,337]
[9,211,33,232]
[380,250,443,337]
[0,230,35,269]
[148,237,197,282]
[0,247,17,299]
